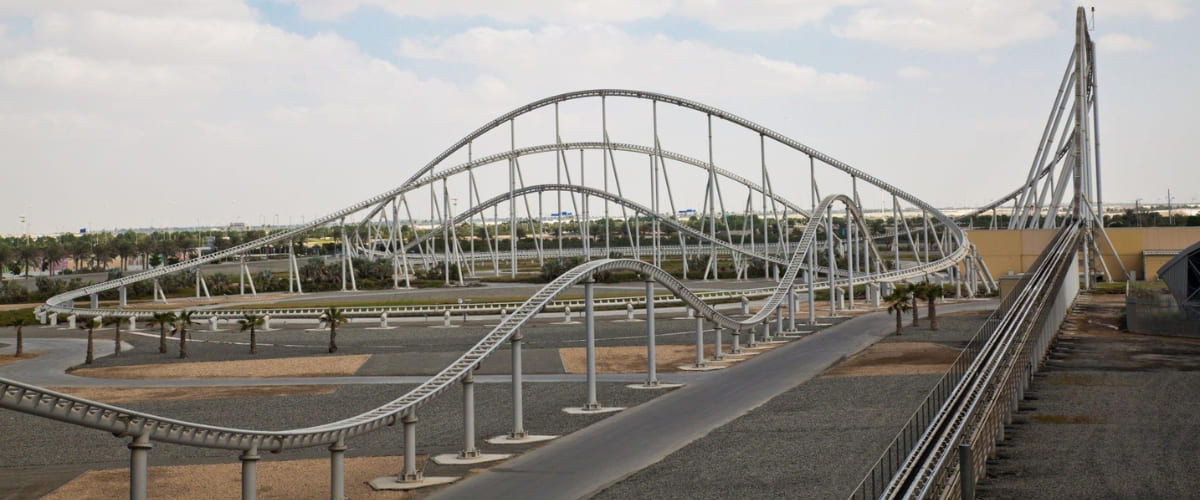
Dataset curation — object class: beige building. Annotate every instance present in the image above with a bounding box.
[967,227,1200,281]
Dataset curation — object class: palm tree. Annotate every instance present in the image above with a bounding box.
[238,313,264,354]
[78,317,101,364]
[0,243,12,280]
[102,316,124,357]
[148,311,177,354]
[173,310,197,359]
[17,242,39,278]
[916,281,946,331]
[885,286,913,336]
[893,282,920,327]
[319,307,347,353]
[11,318,26,357]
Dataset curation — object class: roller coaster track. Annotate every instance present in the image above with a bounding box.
[3,192,966,454]
[4,89,989,500]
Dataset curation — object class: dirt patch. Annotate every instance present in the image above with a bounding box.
[0,352,41,367]
[43,455,419,500]
[44,385,336,404]
[822,342,960,377]
[560,345,732,373]
[70,355,371,379]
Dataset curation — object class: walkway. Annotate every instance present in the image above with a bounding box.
[433,300,997,500]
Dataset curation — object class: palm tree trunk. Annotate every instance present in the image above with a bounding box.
[911,297,919,327]
[114,323,122,357]
[250,327,257,355]
[329,325,338,353]
[159,325,167,353]
[929,299,938,331]
[86,328,94,364]
[14,325,22,357]
[179,328,188,359]
[895,311,903,335]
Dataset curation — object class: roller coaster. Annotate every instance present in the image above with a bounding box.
[2,8,1114,497]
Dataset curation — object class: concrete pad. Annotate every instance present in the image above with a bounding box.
[486,434,558,445]
[551,321,580,325]
[368,475,459,491]
[431,453,511,465]
[562,406,625,415]
[612,319,645,323]
[364,327,397,330]
[625,382,684,390]
[678,364,726,371]
[430,325,461,329]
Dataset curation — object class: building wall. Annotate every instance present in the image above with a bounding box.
[967,227,1200,281]
[1143,254,1176,281]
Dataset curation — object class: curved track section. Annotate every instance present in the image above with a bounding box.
[3,194,962,453]
[11,89,976,461]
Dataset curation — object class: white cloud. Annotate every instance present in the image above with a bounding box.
[1097,33,1154,53]
[832,1,1059,51]
[398,25,877,102]
[977,54,997,66]
[896,65,930,79]
[1087,0,1190,22]
[278,0,674,24]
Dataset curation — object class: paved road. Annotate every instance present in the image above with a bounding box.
[433,300,997,500]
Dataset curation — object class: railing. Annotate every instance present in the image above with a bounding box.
[849,221,1082,499]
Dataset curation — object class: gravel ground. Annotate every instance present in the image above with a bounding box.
[54,310,845,375]
[977,295,1200,499]
[595,310,990,499]
[0,381,670,499]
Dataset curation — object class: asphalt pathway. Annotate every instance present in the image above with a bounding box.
[433,300,997,500]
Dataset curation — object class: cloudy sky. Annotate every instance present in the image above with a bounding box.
[1,1,1196,235]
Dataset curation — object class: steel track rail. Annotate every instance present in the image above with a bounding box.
[3,194,965,453]
[865,223,1079,499]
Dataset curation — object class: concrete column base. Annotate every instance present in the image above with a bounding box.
[678,364,725,371]
[562,406,624,415]
[431,453,511,465]
[625,382,683,389]
[485,434,557,445]
[368,476,459,491]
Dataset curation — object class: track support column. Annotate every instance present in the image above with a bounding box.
[240,447,260,500]
[511,329,525,438]
[643,279,658,386]
[330,437,347,500]
[460,373,478,458]
[787,285,796,332]
[584,276,600,409]
[129,433,151,500]
[694,315,705,368]
[401,413,420,481]
[713,325,724,360]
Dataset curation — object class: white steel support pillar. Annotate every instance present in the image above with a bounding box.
[713,325,724,360]
[583,277,599,410]
[510,330,525,438]
[401,413,420,481]
[330,437,347,500]
[694,315,706,368]
[240,447,260,500]
[128,433,151,500]
[787,286,797,332]
[643,279,658,386]
[460,374,478,458]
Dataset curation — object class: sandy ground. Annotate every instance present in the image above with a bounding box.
[558,344,778,374]
[821,341,960,377]
[44,385,337,404]
[0,353,40,368]
[43,455,418,500]
[69,354,371,379]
